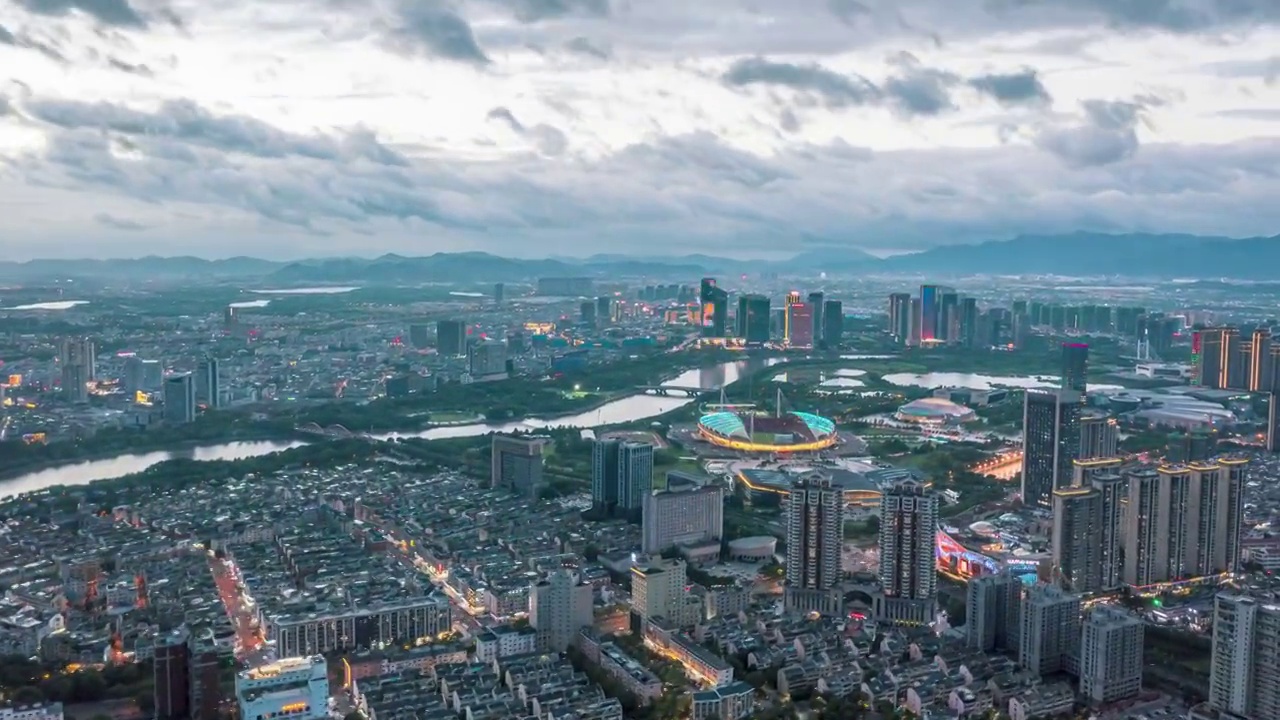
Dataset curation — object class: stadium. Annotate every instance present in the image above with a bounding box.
[697,410,839,453]
[894,397,977,426]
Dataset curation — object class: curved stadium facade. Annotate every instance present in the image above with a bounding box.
[697,410,838,453]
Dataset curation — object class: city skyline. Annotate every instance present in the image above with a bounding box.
[1,1,1279,257]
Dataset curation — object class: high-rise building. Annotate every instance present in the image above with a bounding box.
[436,319,467,356]
[1198,327,1225,388]
[235,655,328,720]
[196,357,220,409]
[783,291,801,342]
[919,284,942,342]
[1019,585,1081,677]
[876,480,938,625]
[408,323,431,349]
[1021,389,1082,509]
[491,434,546,498]
[591,439,654,516]
[959,297,979,348]
[59,337,95,403]
[1122,459,1247,587]
[1209,594,1280,719]
[1061,343,1089,394]
[596,296,615,326]
[580,301,597,326]
[822,300,843,348]
[786,303,814,348]
[467,339,507,377]
[738,294,771,344]
[529,569,593,652]
[888,293,912,343]
[939,291,959,342]
[164,373,197,424]
[642,476,724,554]
[493,282,505,305]
[1078,415,1118,460]
[785,473,844,615]
[1051,486,1103,593]
[631,557,700,629]
[807,292,824,346]
[1079,607,1143,704]
[700,279,728,338]
[965,573,1022,653]
[154,630,192,720]
[1090,471,1125,590]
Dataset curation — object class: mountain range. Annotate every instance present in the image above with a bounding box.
[0,233,1276,282]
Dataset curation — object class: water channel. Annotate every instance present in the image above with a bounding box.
[0,358,779,497]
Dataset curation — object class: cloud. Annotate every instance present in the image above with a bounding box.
[1034,97,1159,166]
[0,24,16,44]
[969,69,1052,105]
[485,107,569,156]
[563,36,610,60]
[385,1,489,64]
[22,97,409,165]
[827,0,871,25]
[94,212,152,230]
[107,57,153,76]
[722,57,880,108]
[13,0,150,28]
[492,0,610,23]
[882,53,960,116]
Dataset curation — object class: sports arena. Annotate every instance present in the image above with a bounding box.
[697,410,839,453]
[894,397,977,426]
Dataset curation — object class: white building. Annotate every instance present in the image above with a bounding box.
[0,703,63,720]
[529,569,593,652]
[1079,606,1143,704]
[631,557,700,628]
[1210,593,1280,720]
[642,477,723,555]
[235,655,329,720]
[1019,585,1081,677]
[875,480,938,625]
[474,625,538,663]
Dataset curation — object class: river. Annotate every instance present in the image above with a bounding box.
[0,358,777,498]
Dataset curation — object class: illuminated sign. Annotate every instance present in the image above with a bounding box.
[280,703,307,713]
[7,374,21,386]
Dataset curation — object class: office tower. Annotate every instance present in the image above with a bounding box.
[783,291,802,342]
[235,655,328,720]
[1270,393,1280,453]
[738,294,771,344]
[491,434,546,497]
[1079,607,1143,704]
[631,557,699,628]
[908,297,922,346]
[223,305,237,329]
[1223,326,1245,389]
[959,297,978,348]
[822,300,843,348]
[966,573,1022,653]
[1078,415,1118,461]
[164,373,197,424]
[699,278,728,338]
[596,296,614,326]
[1021,390,1082,509]
[1019,585,1081,677]
[1251,328,1273,391]
[642,478,724,554]
[876,480,938,625]
[807,292,824,346]
[436,319,467,356]
[1090,471,1125,589]
[1051,486,1102,593]
[785,473,845,615]
[154,630,192,720]
[1122,459,1247,587]
[189,634,230,720]
[467,339,507,377]
[493,282,505,305]
[59,337,95,403]
[1061,343,1089,394]
[408,323,431,349]
[1210,594,1280,719]
[938,291,959,342]
[918,284,941,341]
[787,303,814,348]
[888,292,912,343]
[196,357,220,409]
[1198,327,1225,388]
[580,301,597,326]
[529,569,593,652]
[592,439,654,516]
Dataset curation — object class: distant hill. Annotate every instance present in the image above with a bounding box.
[878,233,1280,278]
[0,233,1276,281]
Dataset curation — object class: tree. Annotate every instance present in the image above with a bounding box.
[11,686,45,705]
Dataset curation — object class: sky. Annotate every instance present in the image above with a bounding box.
[0,0,1278,260]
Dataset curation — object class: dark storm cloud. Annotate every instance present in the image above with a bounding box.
[493,0,610,23]
[13,0,149,28]
[1035,97,1160,166]
[563,36,610,60]
[385,1,489,64]
[969,69,1052,105]
[23,97,409,165]
[722,57,881,108]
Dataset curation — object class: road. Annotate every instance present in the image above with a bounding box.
[210,557,272,665]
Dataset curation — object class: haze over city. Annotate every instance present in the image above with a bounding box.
[1,0,1279,258]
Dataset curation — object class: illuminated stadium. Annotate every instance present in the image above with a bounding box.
[936,529,1040,584]
[698,410,839,453]
[894,397,978,426]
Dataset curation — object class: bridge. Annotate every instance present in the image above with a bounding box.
[295,422,374,440]
[635,385,722,397]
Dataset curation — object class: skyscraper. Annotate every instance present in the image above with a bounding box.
[164,373,196,424]
[1090,471,1125,590]
[1019,585,1081,677]
[467,339,507,377]
[408,323,431,349]
[787,303,814,347]
[529,569,593,652]
[876,480,938,625]
[493,282,505,305]
[919,284,942,342]
[738,294,771,344]
[783,291,801,342]
[436,319,467,356]
[821,300,843,348]
[908,297,922,346]
[59,337,95,403]
[1061,343,1089,394]
[965,573,1022,653]
[196,356,220,409]
[1209,594,1280,720]
[491,434,546,498]
[642,477,724,555]
[1051,486,1103,593]
[1250,328,1273,392]
[939,291,959,342]
[1078,415,1119,460]
[807,292,824,346]
[700,278,728,338]
[785,473,844,615]
[888,293,911,343]
[631,557,700,629]
[592,439,654,517]
[154,630,192,720]
[959,297,979,348]
[1021,389,1082,509]
[1079,607,1144,704]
